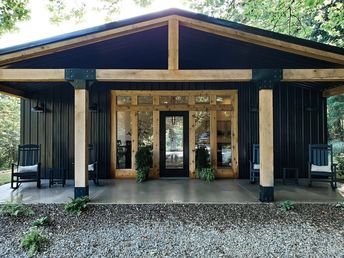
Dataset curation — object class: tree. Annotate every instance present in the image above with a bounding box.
[0,94,20,169]
[0,0,30,35]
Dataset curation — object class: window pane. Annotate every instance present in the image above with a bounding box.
[195,111,210,167]
[216,96,231,104]
[165,116,184,169]
[116,111,131,169]
[138,112,153,148]
[160,96,188,105]
[117,96,131,105]
[138,96,153,105]
[195,96,210,104]
[217,111,231,167]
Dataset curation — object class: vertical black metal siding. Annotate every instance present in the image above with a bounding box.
[21,82,326,179]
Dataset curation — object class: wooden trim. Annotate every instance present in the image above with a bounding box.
[177,16,344,65]
[189,96,196,178]
[0,84,27,98]
[114,104,233,111]
[168,17,179,70]
[231,90,239,178]
[110,91,117,178]
[210,95,217,170]
[283,69,344,82]
[97,69,252,82]
[152,96,160,178]
[0,69,343,82]
[0,17,170,66]
[323,85,344,97]
[131,110,138,172]
[259,89,274,187]
[111,90,234,96]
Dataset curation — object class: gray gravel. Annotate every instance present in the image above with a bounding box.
[0,204,343,257]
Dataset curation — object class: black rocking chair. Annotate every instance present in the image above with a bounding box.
[11,144,41,190]
[88,144,99,185]
[249,144,260,184]
[308,144,337,189]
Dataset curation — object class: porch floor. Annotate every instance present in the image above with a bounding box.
[0,179,343,204]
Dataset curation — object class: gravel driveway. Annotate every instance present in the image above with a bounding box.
[0,204,343,257]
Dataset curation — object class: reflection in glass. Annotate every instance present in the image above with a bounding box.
[160,96,188,105]
[195,111,210,161]
[138,112,153,147]
[216,96,231,104]
[116,112,131,169]
[217,111,231,167]
[117,96,131,105]
[138,96,153,105]
[165,116,184,169]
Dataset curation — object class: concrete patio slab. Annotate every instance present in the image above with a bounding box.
[0,179,343,204]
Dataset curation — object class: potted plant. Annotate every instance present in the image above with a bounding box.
[195,146,215,182]
[135,146,152,183]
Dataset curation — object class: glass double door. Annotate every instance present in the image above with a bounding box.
[160,111,189,177]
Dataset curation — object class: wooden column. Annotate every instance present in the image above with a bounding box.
[131,96,138,172]
[210,95,217,170]
[74,88,89,198]
[189,96,196,178]
[168,17,179,70]
[259,88,274,202]
[152,96,160,177]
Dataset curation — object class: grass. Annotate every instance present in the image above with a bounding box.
[0,172,10,186]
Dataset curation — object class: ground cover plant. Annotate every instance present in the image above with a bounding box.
[0,202,34,217]
[279,200,295,212]
[31,216,51,227]
[64,196,90,215]
[21,227,47,257]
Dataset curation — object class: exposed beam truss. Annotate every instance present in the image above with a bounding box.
[322,85,344,97]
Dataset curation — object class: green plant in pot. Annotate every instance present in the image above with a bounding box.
[135,146,152,183]
[195,146,215,182]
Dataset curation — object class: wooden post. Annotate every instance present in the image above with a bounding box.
[74,88,89,197]
[168,17,179,70]
[131,96,138,172]
[210,95,217,170]
[152,96,160,177]
[259,88,274,202]
[189,96,196,178]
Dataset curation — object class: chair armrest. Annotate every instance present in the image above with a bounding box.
[11,163,18,173]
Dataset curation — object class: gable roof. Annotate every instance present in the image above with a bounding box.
[0,8,343,66]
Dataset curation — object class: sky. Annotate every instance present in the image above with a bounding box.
[0,0,190,49]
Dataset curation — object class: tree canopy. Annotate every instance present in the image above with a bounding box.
[0,0,30,35]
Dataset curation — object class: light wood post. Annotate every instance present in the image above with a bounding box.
[189,97,196,178]
[168,17,179,70]
[74,88,89,197]
[259,88,274,202]
[153,96,160,177]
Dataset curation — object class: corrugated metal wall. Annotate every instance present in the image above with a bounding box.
[21,82,326,179]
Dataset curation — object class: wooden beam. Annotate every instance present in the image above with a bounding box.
[97,69,252,82]
[152,96,160,178]
[0,84,27,98]
[259,89,274,202]
[0,17,170,66]
[168,16,179,70]
[231,91,239,178]
[189,96,196,178]
[283,69,344,82]
[110,91,117,178]
[0,69,343,82]
[323,85,344,97]
[0,69,65,82]
[177,16,344,65]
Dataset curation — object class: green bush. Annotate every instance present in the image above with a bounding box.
[0,202,34,217]
[135,147,152,183]
[279,200,295,212]
[21,227,46,257]
[334,154,344,176]
[64,196,90,216]
[335,202,344,209]
[198,167,215,182]
[31,216,51,227]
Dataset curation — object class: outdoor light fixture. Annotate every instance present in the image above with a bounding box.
[89,103,98,112]
[31,103,45,113]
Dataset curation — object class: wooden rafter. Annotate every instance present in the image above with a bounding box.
[177,16,344,65]
[0,84,27,98]
[168,16,179,70]
[322,85,344,97]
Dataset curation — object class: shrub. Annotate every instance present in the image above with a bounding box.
[279,200,295,211]
[64,196,90,216]
[335,202,344,209]
[135,147,152,183]
[31,216,51,227]
[0,202,34,217]
[199,167,215,182]
[21,227,46,257]
[334,154,344,176]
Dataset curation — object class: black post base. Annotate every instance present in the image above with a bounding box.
[74,186,89,198]
[259,185,274,202]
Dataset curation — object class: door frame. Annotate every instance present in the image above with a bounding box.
[159,111,189,177]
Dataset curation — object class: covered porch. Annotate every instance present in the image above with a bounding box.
[0,179,343,204]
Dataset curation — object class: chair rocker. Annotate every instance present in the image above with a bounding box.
[249,144,260,184]
[308,144,337,190]
[11,144,41,190]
